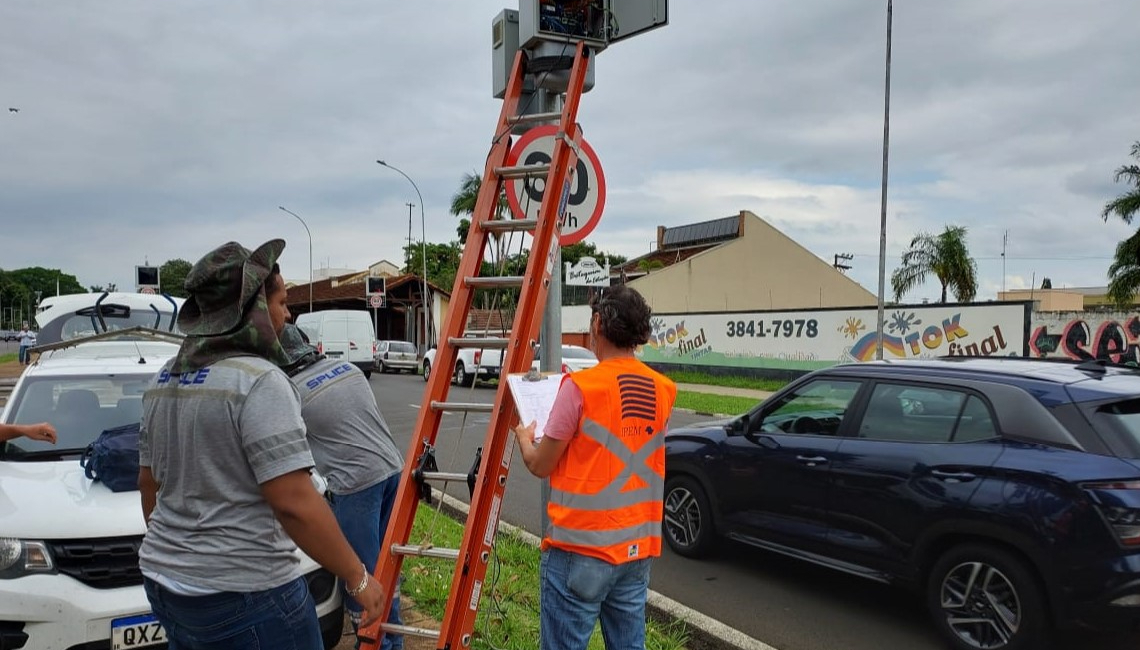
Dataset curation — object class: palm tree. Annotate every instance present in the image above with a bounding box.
[1102,142,1140,224]
[891,225,978,303]
[1102,142,1140,307]
[1107,229,1140,307]
[449,172,510,244]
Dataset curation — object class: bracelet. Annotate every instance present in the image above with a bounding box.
[346,563,369,597]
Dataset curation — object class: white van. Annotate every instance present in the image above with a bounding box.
[294,310,376,378]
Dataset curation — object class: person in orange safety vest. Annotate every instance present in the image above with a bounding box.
[514,285,676,650]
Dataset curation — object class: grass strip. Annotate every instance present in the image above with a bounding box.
[674,391,757,416]
[661,369,788,393]
[0,353,17,364]
[401,504,689,650]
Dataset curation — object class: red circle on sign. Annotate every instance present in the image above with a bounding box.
[369,294,384,308]
[504,125,606,247]
[140,287,156,295]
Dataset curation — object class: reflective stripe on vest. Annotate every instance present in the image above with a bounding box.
[549,418,663,513]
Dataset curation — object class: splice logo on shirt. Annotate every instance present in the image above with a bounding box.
[305,363,354,390]
[156,368,210,385]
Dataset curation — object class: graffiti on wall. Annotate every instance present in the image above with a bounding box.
[1030,315,1140,365]
[637,303,1029,371]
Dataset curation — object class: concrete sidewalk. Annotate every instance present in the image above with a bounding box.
[675,382,773,402]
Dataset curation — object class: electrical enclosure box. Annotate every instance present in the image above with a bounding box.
[491,9,521,99]
[517,0,668,51]
[135,265,160,291]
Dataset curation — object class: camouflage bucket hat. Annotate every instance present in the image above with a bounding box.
[279,323,321,372]
[178,239,286,336]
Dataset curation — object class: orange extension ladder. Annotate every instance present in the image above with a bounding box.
[359,42,591,650]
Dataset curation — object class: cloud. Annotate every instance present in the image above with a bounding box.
[0,0,1137,305]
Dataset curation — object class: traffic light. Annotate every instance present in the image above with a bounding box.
[366,276,385,296]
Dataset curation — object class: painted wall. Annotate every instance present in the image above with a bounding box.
[628,211,877,313]
[635,303,1029,372]
[1030,311,1140,364]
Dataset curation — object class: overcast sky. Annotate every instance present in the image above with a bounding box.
[2,1,1138,303]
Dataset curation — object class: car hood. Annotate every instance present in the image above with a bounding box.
[668,417,735,434]
[0,460,145,538]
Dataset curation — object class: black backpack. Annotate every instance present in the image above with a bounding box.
[80,423,141,492]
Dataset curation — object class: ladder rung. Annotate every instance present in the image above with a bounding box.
[450,337,508,349]
[380,623,440,639]
[430,401,494,414]
[481,218,537,234]
[508,111,562,127]
[494,163,550,179]
[418,471,471,483]
[465,276,524,289]
[391,544,461,560]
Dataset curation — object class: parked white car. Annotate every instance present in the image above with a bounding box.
[531,344,599,374]
[0,335,343,650]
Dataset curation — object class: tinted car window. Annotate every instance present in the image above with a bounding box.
[390,341,416,353]
[858,383,995,443]
[1090,398,1140,459]
[759,379,861,436]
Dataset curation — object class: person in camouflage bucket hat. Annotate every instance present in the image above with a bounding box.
[171,238,293,373]
[138,240,387,648]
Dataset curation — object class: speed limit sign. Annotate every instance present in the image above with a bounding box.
[369,294,384,308]
[504,125,606,246]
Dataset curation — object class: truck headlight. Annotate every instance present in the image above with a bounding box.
[0,538,55,578]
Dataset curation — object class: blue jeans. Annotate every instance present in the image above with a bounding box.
[539,547,652,650]
[329,474,403,650]
[143,575,321,650]
[18,346,29,365]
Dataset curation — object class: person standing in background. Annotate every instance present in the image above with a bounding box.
[278,323,405,650]
[16,322,35,365]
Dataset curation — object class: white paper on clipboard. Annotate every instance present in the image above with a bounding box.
[506,372,566,441]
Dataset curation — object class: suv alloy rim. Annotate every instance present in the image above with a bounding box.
[663,486,702,549]
[940,561,1022,649]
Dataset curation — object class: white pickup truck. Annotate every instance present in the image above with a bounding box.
[421,334,506,387]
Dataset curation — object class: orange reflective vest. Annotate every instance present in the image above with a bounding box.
[543,357,677,564]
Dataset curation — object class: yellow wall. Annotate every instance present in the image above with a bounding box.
[997,289,1084,311]
[628,211,876,312]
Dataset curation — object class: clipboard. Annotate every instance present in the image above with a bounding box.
[506,369,566,441]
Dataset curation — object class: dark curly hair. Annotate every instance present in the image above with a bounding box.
[590,285,652,350]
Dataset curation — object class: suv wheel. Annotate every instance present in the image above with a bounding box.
[927,544,1047,650]
[663,475,715,558]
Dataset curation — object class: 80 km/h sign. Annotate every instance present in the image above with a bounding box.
[504,125,606,246]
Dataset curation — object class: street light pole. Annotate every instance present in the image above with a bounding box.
[875,0,893,360]
[278,206,314,313]
[377,160,431,350]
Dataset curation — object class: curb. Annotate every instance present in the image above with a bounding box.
[674,407,736,419]
[434,491,779,650]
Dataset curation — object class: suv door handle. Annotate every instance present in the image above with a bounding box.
[931,469,976,483]
[796,455,828,467]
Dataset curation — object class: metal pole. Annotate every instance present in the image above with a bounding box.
[875,0,893,360]
[377,161,431,352]
[406,202,415,270]
[278,206,314,313]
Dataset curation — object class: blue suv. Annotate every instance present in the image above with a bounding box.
[664,358,1140,650]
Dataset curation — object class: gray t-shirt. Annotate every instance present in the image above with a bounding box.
[290,358,403,495]
[138,356,314,592]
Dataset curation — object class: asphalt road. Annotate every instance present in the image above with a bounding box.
[368,372,1139,650]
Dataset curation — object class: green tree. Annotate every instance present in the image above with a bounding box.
[9,267,86,302]
[159,259,193,298]
[1107,229,1140,307]
[449,171,509,245]
[1102,142,1140,307]
[0,271,31,329]
[890,225,978,303]
[1102,141,1140,224]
